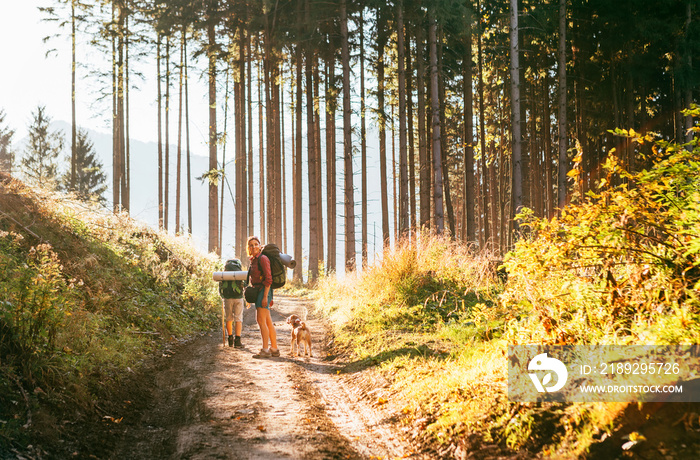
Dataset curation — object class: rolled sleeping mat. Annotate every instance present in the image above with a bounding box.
[212,270,248,281]
[212,253,297,281]
[279,253,297,269]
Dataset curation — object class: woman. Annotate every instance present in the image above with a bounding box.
[246,236,279,358]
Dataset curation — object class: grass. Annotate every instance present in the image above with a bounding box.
[314,235,659,456]
[0,173,221,453]
[314,114,700,456]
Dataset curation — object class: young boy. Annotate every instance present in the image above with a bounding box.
[219,258,246,348]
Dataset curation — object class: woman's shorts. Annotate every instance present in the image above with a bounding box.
[223,298,244,322]
[255,287,274,310]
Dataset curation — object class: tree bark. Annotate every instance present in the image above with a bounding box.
[429,10,444,233]
[377,10,390,248]
[305,0,319,281]
[510,0,523,228]
[207,3,219,255]
[70,0,76,191]
[294,40,303,282]
[325,56,337,273]
[406,22,416,233]
[557,0,568,211]
[247,21,254,239]
[306,0,319,282]
[157,34,163,229]
[314,57,324,266]
[397,0,409,236]
[176,30,184,233]
[477,0,488,245]
[463,15,475,242]
[258,55,266,242]
[238,22,248,255]
[185,37,192,234]
[416,24,430,229]
[360,9,368,269]
[164,37,170,230]
[341,0,355,272]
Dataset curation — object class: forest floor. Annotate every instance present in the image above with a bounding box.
[15,292,700,460]
[53,294,417,460]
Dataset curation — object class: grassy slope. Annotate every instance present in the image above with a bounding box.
[0,173,221,455]
[316,121,700,458]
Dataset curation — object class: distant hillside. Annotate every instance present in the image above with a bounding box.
[54,121,214,252]
[14,121,242,258]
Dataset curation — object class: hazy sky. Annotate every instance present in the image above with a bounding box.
[0,1,212,148]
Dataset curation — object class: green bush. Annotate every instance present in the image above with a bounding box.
[502,106,700,345]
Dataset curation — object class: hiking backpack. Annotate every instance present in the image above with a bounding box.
[250,243,287,289]
[219,259,244,299]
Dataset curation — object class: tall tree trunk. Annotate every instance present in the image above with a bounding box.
[510,0,523,229]
[416,24,430,229]
[359,9,368,269]
[207,5,220,255]
[377,12,390,247]
[70,0,76,191]
[684,1,693,143]
[164,37,170,230]
[185,37,192,234]
[397,0,409,236]
[247,24,254,238]
[341,0,355,272]
[437,25,454,236]
[111,4,119,212]
[305,0,319,282]
[294,41,303,282]
[220,70,230,252]
[313,58,324,266]
[488,137,499,252]
[463,15,475,242]
[116,4,127,213]
[238,23,248,257]
[258,55,265,241]
[264,31,274,242]
[477,0,488,246]
[273,64,283,242]
[123,10,130,212]
[157,34,163,229]
[406,22,416,233]
[176,30,184,233]
[428,10,444,233]
[392,104,397,240]
[117,7,127,212]
[325,57,337,273]
[281,73,287,252]
[557,0,568,210]
[544,72,553,219]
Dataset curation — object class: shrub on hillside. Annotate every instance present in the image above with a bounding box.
[502,106,700,345]
[0,178,220,450]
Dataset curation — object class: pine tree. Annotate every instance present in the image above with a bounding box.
[0,109,15,175]
[21,106,63,188]
[60,128,107,203]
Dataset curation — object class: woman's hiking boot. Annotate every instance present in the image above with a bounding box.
[228,335,234,347]
[234,336,243,348]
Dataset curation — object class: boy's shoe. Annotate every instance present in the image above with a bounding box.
[270,348,280,357]
[234,336,243,348]
[228,335,234,347]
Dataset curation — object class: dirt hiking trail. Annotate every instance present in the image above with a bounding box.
[87,295,415,460]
